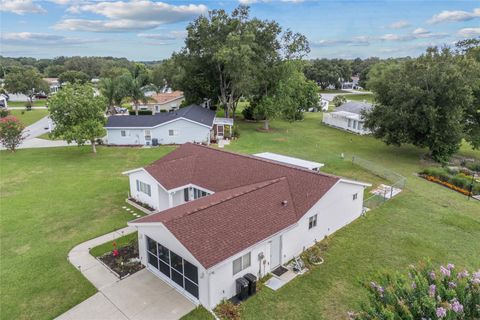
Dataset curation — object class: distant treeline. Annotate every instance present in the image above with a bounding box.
[0,55,406,90]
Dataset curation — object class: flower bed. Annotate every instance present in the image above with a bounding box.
[420,167,479,196]
[98,243,144,279]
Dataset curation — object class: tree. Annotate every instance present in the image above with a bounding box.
[44,65,65,77]
[0,116,25,152]
[364,47,475,162]
[354,262,480,319]
[332,95,347,107]
[304,59,351,89]
[99,78,118,114]
[254,61,318,129]
[58,70,90,84]
[118,74,147,116]
[4,67,49,107]
[48,84,106,153]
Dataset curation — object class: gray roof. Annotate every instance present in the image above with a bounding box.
[336,101,373,114]
[105,105,215,128]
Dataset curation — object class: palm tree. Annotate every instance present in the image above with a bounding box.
[99,78,117,114]
[129,76,148,116]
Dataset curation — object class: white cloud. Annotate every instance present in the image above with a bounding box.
[137,30,187,40]
[388,20,410,29]
[55,1,207,32]
[0,32,103,46]
[457,27,480,37]
[313,36,370,47]
[428,8,480,24]
[0,0,46,14]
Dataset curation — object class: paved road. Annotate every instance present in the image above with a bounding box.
[23,115,52,139]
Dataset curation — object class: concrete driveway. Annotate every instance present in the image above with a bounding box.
[57,269,195,320]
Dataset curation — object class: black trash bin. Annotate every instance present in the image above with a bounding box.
[152,138,158,146]
[235,277,249,301]
[243,273,257,296]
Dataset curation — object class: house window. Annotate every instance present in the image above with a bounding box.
[308,214,317,229]
[121,130,126,137]
[145,130,151,141]
[155,105,159,112]
[169,130,174,136]
[347,119,352,128]
[146,236,199,298]
[358,122,363,131]
[193,188,207,200]
[233,252,251,275]
[136,180,151,196]
[353,193,358,200]
[184,187,209,202]
[184,188,189,202]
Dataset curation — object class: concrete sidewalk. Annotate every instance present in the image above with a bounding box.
[56,226,195,320]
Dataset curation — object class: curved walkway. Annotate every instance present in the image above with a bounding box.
[56,226,195,320]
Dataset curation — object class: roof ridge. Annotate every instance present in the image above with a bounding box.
[147,153,196,168]
[171,177,288,221]
[185,143,339,180]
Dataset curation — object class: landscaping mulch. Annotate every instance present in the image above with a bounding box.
[99,244,144,278]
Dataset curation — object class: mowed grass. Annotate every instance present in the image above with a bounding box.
[341,93,374,103]
[9,109,49,126]
[8,100,48,108]
[184,112,480,320]
[0,146,174,320]
[89,232,138,258]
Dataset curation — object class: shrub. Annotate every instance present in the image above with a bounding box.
[0,116,25,152]
[214,300,242,320]
[332,95,347,108]
[232,125,240,138]
[129,110,152,115]
[242,105,256,120]
[0,109,10,118]
[465,162,480,172]
[353,262,480,320]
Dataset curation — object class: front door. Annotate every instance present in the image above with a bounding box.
[217,125,224,137]
[270,236,281,269]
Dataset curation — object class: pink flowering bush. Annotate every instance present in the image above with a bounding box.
[353,262,480,319]
[0,116,25,152]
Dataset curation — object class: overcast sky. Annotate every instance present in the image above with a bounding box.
[1,0,479,60]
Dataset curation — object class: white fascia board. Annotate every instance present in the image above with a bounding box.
[168,183,215,194]
[122,167,144,175]
[122,167,169,192]
[339,178,372,187]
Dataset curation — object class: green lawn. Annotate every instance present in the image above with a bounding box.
[0,146,174,320]
[9,109,49,126]
[8,100,47,107]
[1,112,479,320]
[90,232,138,258]
[341,93,374,103]
[184,112,480,320]
[319,89,349,93]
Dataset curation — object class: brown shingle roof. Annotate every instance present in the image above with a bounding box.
[134,143,340,268]
[149,91,184,104]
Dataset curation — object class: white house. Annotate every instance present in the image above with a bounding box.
[105,105,232,146]
[42,78,60,94]
[0,94,8,109]
[138,90,185,114]
[322,101,373,135]
[126,143,370,310]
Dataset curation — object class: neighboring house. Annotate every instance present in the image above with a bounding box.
[341,75,361,90]
[322,101,373,135]
[42,78,60,94]
[138,90,185,114]
[0,94,8,109]
[126,143,370,309]
[105,104,233,146]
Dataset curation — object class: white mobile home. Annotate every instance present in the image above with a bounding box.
[322,101,373,135]
[105,105,232,146]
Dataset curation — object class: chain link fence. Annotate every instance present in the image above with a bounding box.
[349,155,406,211]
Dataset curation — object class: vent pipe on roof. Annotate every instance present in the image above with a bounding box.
[282,200,288,207]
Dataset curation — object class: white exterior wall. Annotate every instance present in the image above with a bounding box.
[135,224,209,306]
[322,113,370,135]
[127,170,170,211]
[106,119,212,145]
[282,181,365,260]
[132,180,366,310]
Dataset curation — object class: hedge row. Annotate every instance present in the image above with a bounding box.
[421,167,480,195]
